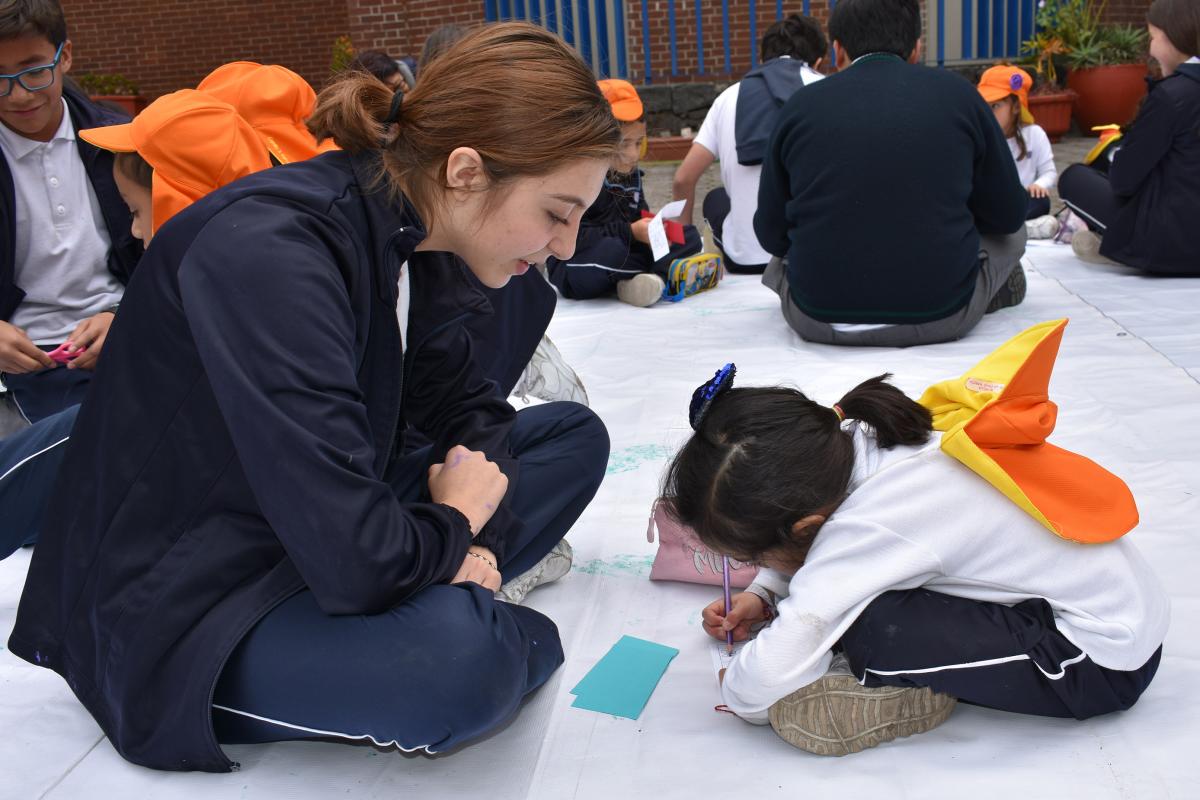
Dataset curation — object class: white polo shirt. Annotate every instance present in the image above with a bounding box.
[0,99,122,344]
[693,60,824,267]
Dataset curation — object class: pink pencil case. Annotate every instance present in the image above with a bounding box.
[646,497,758,588]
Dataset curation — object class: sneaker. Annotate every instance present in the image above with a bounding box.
[1071,230,1121,266]
[768,656,957,756]
[985,262,1027,313]
[1025,214,1060,240]
[616,274,665,308]
[495,539,573,604]
[511,335,589,406]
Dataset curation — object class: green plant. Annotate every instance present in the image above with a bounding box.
[1023,0,1147,78]
[330,35,356,74]
[74,72,139,96]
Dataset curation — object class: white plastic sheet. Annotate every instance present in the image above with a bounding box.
[3,248,1198,798]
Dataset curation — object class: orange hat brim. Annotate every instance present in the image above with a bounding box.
[79,122,138,153]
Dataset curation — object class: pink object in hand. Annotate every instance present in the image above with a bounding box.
[47,342,85,364]
[646,497,758,588]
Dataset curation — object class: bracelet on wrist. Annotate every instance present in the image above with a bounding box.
[467,551,497,570]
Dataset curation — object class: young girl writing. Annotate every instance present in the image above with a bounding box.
[9,23,618,772]
[977,65,1060,239]
[1058,0,1200,273]
[664,356,1168,756]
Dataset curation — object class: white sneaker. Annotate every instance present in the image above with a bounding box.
[511,335,589,406]
[495,539,573,604]
[1071,230,1121,265]
[1025,214,1060,240]
[616,274,665,308]
[767,654,957,756]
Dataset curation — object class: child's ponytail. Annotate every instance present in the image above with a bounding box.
[835,373,932,449]
[307,72,395,154]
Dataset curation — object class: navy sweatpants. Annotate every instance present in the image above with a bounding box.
[703,188,767,274]
[2,360,91,423]
[0,403,78,559]
[548,225,703,300]
[212,401,609,752]
[840,588,1161,719]
[1059,163,1125,232]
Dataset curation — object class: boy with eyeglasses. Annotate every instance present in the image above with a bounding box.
[0,0,141,424]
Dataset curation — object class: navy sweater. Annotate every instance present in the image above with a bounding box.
[1102,63,1200,274]
[754,55,1027,324]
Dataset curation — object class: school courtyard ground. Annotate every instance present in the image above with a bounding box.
[4,138,1199,797]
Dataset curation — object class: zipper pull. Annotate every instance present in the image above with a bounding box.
[646,497,661,543]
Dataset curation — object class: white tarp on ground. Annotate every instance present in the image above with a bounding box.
[3,243,1198,799]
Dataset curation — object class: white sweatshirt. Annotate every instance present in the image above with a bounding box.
[1009,123,1058,191]
[722,423,1170,723]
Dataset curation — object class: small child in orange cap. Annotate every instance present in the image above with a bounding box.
[79,89,272,246]
[545,78,703,307]
[977,65,1060,239]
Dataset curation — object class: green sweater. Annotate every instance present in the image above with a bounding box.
[753,54,1027,324]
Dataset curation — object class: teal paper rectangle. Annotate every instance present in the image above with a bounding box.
[569,635,679,720]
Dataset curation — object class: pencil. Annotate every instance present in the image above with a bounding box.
[722,555,733,655]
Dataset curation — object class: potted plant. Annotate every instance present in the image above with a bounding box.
[1065,22,1149,131]
[73,72,146,117]
[1020,31,1075,142]
[1028,0,1148,134]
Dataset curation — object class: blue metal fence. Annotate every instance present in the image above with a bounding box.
[485,0,1034,83]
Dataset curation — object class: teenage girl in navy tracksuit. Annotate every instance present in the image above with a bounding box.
[1058,0,1200,274]
[8,23,619,772]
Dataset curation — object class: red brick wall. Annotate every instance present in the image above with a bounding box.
[61,0,351,99]
[347,0,486,61]
[1101,0,1152,26]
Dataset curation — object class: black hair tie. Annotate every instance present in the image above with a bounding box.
[384,90,404,125]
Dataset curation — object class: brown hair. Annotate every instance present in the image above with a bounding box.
[1148,0,1199,58]
[115,151,153,190]
[0,0,67,46]
[308,22,620,227]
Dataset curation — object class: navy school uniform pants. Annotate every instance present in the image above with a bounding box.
[702,188,768,274]
[0,403,78,559]
[211,400,609,752]
[840,588,1161,719]
[547,225,703,300]
[2,355,92,423]
[1058,163,1124,233]
[1025,194,1051,220]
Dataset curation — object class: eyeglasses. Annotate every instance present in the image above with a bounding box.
[0,42,66,98]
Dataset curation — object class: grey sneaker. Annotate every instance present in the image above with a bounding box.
[511,335,589,406]
[768,656,957,756]
[1071,230,1121,265]
[616,273,665,308]
[1025,214,1060,240]
[495,539,573,604]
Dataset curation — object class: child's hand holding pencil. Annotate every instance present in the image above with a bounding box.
[701,592,771,646]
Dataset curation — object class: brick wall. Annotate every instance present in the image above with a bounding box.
[347,0,485,61]
[57,0,1154,101]
[62,0,351,99]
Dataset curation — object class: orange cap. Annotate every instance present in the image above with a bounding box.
[80,89,273,233]
[977,65,1036,125]
[597,79,644,122]
[918,319,1139,544]
[197,61,338,164]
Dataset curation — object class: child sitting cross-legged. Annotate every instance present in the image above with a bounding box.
[546,79,703,307]
[977,65,1060,240]
[664,330,1167,755]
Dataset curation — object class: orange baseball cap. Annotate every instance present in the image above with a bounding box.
[597,79,644,122]
[197,62,339,164]
[80,89,273,233]
[977,65,1036,125]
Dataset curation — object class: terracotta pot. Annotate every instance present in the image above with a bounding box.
[644,136,694,162]
[1067,63,1148,133]
[89,94,148,117]
[1028,90,1077,142]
